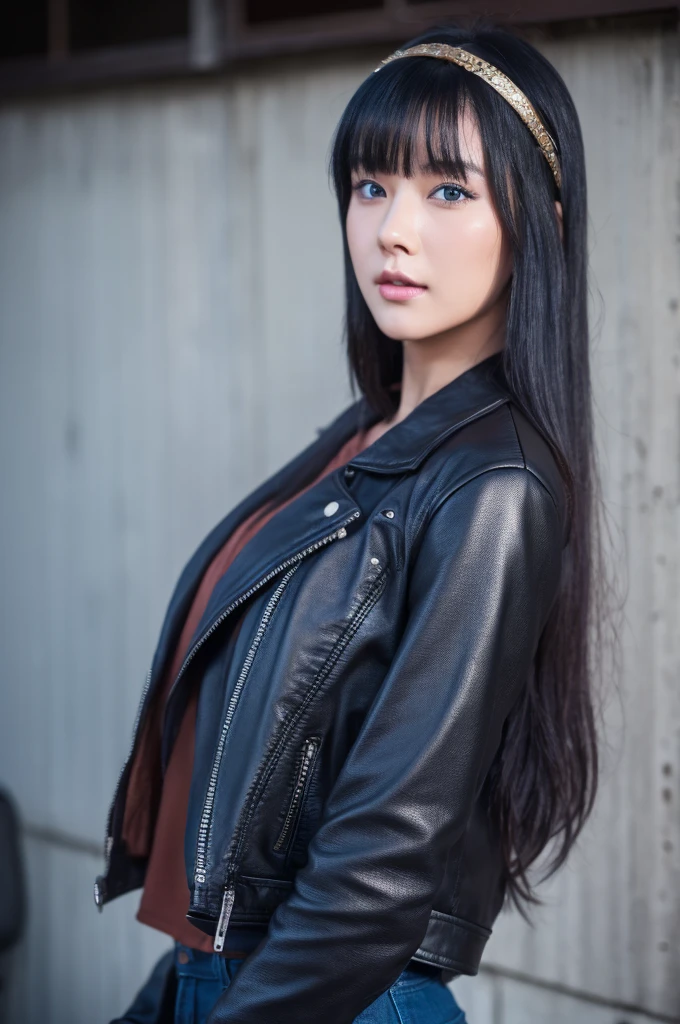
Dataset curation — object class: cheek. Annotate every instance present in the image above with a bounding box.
[432,208,507,289]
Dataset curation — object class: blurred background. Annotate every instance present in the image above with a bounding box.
[0,1,678,1022]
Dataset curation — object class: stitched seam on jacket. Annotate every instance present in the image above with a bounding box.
[414,948,480,972]
[408,401,513,543]
[428,910,491,937]
[507,403,561,514]
[407,460,522,577]
[429,454,563,527]
[506,403,528,474]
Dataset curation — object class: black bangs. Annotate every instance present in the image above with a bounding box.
[330,56,495,194]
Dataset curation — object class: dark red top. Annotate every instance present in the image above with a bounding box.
[122,426,371,952]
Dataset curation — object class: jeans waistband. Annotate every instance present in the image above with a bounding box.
[173,943,238,984]
[173,941,443,986]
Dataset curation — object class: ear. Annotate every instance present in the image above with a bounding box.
[554,200,564,243]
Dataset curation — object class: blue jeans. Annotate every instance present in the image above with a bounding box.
[172,941,467,1024]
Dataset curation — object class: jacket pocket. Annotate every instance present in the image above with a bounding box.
[273,735,322,858]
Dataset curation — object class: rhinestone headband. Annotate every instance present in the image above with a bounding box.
[374,43,562,191]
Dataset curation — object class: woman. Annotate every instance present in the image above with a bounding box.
[101,22,603,1024]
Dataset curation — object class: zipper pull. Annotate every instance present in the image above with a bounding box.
[93,876,106,912]
[213,884,236,952]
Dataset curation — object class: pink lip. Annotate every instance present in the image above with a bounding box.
[378,282,427,301]
[375,269,427,301]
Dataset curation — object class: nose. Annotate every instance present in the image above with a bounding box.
[376,190,420,257]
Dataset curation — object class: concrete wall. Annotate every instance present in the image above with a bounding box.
[0,19,678,1023]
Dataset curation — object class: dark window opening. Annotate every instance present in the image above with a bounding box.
[245,0,382,25]
[0,0,49,60]
[69,0,189,53]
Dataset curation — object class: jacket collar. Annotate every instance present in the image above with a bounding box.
[347,350,510,474]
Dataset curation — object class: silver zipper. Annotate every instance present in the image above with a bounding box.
[273,736,321,855]
[194,563,300,887]
[213,568,388,946]
[99,507,360,917]
[95,666,153,908]
[214,884,236,952]
[162,510,361,749]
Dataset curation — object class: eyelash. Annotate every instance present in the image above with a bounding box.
[351,179,475,205]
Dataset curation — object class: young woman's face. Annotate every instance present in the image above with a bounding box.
[345,110,513,343]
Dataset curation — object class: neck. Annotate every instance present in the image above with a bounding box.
[393,299,506,426]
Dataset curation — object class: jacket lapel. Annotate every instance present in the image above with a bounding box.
[186,467,360,655]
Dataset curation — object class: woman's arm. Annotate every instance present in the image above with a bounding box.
[207,466,563,1024]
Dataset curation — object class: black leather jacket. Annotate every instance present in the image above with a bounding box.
[95,352,568,1024]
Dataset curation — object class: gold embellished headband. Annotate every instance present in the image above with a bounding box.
[373,43,562,191]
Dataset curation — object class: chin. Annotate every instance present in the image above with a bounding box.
[372,312,443,343]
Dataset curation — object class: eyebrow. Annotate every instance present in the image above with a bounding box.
[418,159,485,178]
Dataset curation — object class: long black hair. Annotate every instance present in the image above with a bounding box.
[329,23,607,913]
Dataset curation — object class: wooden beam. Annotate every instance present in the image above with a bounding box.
[1,0,677,99]
[190,0,225,70]
[0,41,190,99]
[400,0,679,24]
[48,0,69,59]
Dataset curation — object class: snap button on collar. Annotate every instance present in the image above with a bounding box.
[324,501,339,517]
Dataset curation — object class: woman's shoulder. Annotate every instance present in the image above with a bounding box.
[423,398,570,548]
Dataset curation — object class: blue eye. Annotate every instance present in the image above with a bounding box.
[354,181,386,199]
[431,184,471,203]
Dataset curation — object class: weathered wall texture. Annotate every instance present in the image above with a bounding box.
[0,20,678,1024]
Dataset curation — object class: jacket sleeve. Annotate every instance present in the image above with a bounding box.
[206,467,564,1024]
